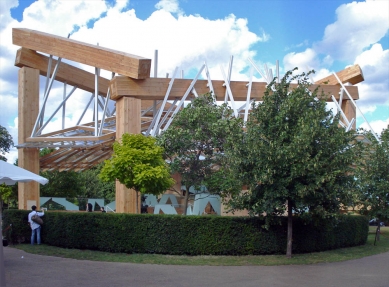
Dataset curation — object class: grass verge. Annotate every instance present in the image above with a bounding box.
[10,226,389,266]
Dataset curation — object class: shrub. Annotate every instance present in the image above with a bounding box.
[2,210,368,255]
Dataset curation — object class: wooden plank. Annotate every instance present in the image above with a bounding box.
[341,100,356,130]
[110,77,360,101]
[18,67,40,210]
[315,64,364,85]
[115,97,141,213]
[18,67,40,142]
[13,28,151,79]
[15,48,110,96]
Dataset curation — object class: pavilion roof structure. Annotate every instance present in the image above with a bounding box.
[12,28,368,171]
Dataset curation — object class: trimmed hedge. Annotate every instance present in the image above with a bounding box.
[2,210,368,255]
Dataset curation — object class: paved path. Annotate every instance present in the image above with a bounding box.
[3,246,389,287]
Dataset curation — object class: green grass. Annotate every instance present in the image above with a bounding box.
[11,226,389,266]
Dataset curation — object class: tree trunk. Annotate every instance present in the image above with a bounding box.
[376,218,381,242]
[183,185,190,215]
[286,199,293,258]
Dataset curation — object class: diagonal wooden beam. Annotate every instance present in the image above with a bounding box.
[315,64,364,85]
[110,76,359,101]
[13,28,151,79]
[15,48,110,96]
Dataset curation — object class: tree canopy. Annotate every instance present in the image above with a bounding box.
[356,126,389,234]
[0,125,14,162]
[224,69,360,257]
[157,93,242,214]
[100,133,174,208]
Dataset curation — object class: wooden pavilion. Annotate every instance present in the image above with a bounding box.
[12,28,364,213]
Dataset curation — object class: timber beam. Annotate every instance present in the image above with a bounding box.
[315,64,364,85]
[110,76,359,101]
[15,48,110,96]
[13,28,151,79]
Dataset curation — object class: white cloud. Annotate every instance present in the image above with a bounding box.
[1,0,388,165]
[314,0,389,62]
[359,117,389,136]
[155,0,183,15]
[20,0,108,35]
[354,44,389,108]
[71,8,260,79]
[283,0,389,131]
[283,48,319,72]
[1,0,263,146]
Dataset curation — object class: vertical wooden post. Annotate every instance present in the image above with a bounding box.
[18,67,40,210]
[341,100,356,130]
[115,97,141,213]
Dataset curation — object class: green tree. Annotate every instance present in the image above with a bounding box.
[78,164,115,201]
[157,93,242,214]
[0,125,14,161]
[100,133,174,213]
[356,126,389,239]
[225,69,360,257]
[39,148,115,209]
[0,184,12,216]
[40,170,83,199]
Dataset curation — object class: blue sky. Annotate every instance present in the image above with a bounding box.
[1,0,388,163]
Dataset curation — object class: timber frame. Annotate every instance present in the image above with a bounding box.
[12,28,369,212]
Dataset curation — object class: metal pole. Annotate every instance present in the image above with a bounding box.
[224,56,233,103]
[94,68,99,136]
[332,72,380,142]
[62,82,67,129]
[32,57,63,136]
[0,237,5,286]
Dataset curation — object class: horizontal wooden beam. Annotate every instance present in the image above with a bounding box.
[15,48,110,96]
[110,77,359,101]
[315,64,364,85]
[13,28,151,79]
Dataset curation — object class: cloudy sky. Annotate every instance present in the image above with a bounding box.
[0,0,388,164]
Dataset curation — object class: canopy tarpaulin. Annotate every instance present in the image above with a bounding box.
[0,160,48,185]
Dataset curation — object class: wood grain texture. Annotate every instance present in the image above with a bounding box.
[17,67,40,210]
[15,48,110,96]
[315,64,364,85]
[13,28,151,79]
[115,97,141,213]
[110,77,360,101]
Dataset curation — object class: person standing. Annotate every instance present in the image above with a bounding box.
[100,207,106,213]
[28,205,44,245]
[87,203,93,212]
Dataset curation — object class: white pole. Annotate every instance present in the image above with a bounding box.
[332,72,380,142]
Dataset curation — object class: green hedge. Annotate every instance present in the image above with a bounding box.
[2,210,368,255]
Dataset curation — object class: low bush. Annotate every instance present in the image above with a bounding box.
[2,210,368,255]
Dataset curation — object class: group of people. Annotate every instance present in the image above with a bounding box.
[28,203,106,245]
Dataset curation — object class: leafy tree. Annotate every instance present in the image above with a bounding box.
[39,149,114,206]
[0,125,14,161]
[100,133,174,213]
[157,93,242,214]
[40,170,83,199]
[39,148,83,200]
[225,69,360,257]
[78,164,115,201]
[356,126,389,239]
[0,184,12,216]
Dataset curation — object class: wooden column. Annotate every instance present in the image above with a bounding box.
[341,100,356,130]
[18,67,40,210]
[115,97,141,213]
